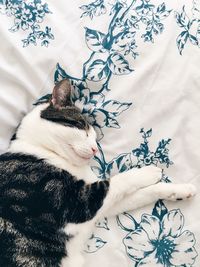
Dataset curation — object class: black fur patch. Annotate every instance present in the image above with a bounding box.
[41,104,90,130]
[0,153,109,267]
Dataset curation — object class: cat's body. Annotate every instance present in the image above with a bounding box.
[0,80,196,267]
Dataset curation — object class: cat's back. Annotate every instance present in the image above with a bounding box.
[0,153,40,191]
[0,152,44,178]
[0,152,68,267]
[0,151,68,222]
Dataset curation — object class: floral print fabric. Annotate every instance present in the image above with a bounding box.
[0,1,199,266]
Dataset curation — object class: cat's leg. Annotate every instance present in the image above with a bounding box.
[61,166,162,267]
[97,166,162,218]
[103,183,196,218]
[61,232,86,267]
[62,221,94,267]
[108,166,162,197]
[113,166,162,193]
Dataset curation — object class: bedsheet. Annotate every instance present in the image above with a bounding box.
[0,1,200,266]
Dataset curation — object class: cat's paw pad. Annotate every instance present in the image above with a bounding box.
[168,184,197,201]
[136,166,162,187]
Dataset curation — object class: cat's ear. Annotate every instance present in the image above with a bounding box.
[51,79,73,109]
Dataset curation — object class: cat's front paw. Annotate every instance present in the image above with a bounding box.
[132,165,162,189]
[167,184,197,201]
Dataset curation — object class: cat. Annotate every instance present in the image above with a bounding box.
[0,79,196,267]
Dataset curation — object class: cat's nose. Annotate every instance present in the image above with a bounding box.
[91,147,98,155]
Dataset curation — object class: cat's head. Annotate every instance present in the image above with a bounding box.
[16,79,98,166]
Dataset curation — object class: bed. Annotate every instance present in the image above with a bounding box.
[0,0,200,266]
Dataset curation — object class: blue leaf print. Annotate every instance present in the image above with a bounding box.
[134,1,172,43]
[80,0,106,19]
[189,34,199,45]
[111,30,136,53]
[155,139,172,167]
[108,52,133,75]
[174,6,190,29]
[85,234,107,253]
[54,63,68,80]
[156,2,171,19]
[105,113,120,128]
[87,59,110,81]
[145,129,152,138]
[85,27,107,52]
[96,217,110,230]
[102,100,131,115]
[92,108,121,129]
[176,31,190,55]
[111,153,132,172]
[117,212,138,233]
[109,0,128,15]
[152,200,168,221]
[0,0,54,47]
[175,4,200,54]
[103,153,132,177]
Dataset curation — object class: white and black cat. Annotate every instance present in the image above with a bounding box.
[0,79,196,267]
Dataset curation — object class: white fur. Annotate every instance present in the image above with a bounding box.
[9,103,196,267]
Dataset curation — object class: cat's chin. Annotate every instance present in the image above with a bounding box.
[68,145,93,163]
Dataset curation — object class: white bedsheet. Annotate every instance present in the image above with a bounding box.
[0,0,200,266]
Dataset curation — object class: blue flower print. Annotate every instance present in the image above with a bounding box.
[0,0,54,47]
[91,128,173,182]
[123,208,197,266]
[80,0,172,92]
[132,128,173,169]
[36,63,132,141]
[33,1,198,260]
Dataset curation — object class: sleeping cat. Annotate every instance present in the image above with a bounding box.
[0,79,196,267]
